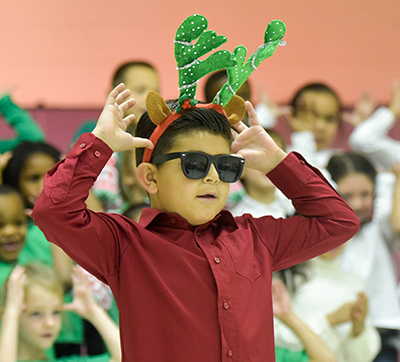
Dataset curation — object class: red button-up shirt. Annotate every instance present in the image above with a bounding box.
[32,133,359,362]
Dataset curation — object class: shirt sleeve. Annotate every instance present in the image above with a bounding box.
[251,152,360,271]
[349,106,400,171]
[0,94,45,153]
[31,133,131,283]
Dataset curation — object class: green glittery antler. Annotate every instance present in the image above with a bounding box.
[213,20,286,107]
[174,14,237,112]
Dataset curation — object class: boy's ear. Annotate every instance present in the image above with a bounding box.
[224,95,246,124]
[136,163,159,194]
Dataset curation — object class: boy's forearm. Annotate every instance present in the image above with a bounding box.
[266,152,360,270]
[32,133,116,282]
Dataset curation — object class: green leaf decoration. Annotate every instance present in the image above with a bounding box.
[174,14,237,111]
[213,20,286,106]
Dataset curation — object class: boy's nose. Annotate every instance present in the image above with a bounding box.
[204,163,219,183]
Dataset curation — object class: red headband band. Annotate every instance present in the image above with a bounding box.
[142,101,227,163]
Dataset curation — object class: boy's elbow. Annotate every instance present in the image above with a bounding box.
[344,212,360,239]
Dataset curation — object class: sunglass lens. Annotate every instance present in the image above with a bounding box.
[217,156,242,183]
[182,154,209,179]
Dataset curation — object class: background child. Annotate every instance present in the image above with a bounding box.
[0,185,28,287]
[274,245,380,362]
[257,82,351,170]
[0,141,87,357]
[326,152,400,362]
[70,60,160,213]
[272,278,337,362]
[2,141,70,284]
[228,128,295,219]
[0,263,121,362]
[348,81,400,172]
[32,84,359,361]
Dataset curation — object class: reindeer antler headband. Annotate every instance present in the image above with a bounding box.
[143,14,286,162]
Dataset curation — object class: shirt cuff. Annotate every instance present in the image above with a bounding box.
[69,133,114,175]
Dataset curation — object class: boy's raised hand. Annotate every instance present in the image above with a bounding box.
[92,84,153,153]
[231,101,287,175]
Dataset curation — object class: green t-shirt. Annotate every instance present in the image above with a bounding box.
[19,353,110,362]
[275,347,309,362]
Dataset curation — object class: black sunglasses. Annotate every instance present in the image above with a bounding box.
[152,151,245,183]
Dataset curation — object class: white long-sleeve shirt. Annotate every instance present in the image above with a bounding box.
[274,257,381,362]
[340,218,400,330]
[349,106,399,171]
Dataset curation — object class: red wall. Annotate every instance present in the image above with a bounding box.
[0,0,399,109]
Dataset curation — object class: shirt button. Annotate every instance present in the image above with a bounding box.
[214,257,220,264]
[196,230,201,236]
[223,302,230,310]
[79,142,86,148]
[94,151,101,157]
[300,160,306,165]
[227,349,233,357]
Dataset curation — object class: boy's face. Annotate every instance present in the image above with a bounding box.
[122,65,160,122]
[150,132,231,226]
[19,285,62,352]
[19,153,56,208]
[293,91,340,151]
[0,193,27,262]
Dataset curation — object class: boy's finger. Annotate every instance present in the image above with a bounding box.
[115,89,133,105]
[233,121,248,133]
[245,101,261,127]
[122,114,136,129]
[105,83,126,107]
[132,138,154,150]
[119,98,136,114]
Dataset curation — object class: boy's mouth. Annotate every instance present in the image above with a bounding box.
[197,193,217,201]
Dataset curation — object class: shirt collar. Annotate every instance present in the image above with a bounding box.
[139,208,238,230]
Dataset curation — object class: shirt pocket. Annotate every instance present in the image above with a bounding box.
[221,237,262,283]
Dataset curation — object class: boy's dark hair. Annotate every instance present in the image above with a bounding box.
[135,100,233,166]
[2,141,61,191]
[326,152,377,186]
[112,61,157,88]
[290,82,342,116]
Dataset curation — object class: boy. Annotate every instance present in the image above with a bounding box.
[32,84,359,361]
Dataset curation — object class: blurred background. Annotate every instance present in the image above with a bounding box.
[0,0,399,152]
